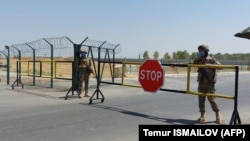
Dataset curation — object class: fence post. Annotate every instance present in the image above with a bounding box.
[5,46,10,85]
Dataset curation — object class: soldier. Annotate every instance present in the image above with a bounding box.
[77,48,94,98]
[193,44,222,124]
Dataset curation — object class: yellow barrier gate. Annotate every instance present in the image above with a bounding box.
[97,61,241,125]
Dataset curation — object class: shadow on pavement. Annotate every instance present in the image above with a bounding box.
[82,103,200,125]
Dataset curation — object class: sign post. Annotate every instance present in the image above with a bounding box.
[138,59,165,93]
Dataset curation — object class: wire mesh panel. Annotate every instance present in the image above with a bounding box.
[3,36,121,89]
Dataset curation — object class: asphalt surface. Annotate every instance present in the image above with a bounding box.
[0,70,250,141]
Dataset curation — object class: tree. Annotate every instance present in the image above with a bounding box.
[190,52,198,59]
[172,50,189,59]
[143,50,150,59]
[172,52,177,59]
[179,50,190,59]
[153,51,159,59]
[163,52,171,60]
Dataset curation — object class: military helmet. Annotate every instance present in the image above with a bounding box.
[80,48,87,53]
[198,44,209,52]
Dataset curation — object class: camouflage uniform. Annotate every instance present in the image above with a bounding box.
[193,45,222,123]
[78,56,93,97]
[194,56,221,113]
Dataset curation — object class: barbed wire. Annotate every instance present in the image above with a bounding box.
[45,36,74,49]
[83,38,121,54]
[3,36,121,57]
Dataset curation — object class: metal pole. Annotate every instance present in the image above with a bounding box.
[74,44,79,90]
[26,43,35,86]
[112,49,115,83]
[96,41,106,99]
[5,46,10,85]
[43,38,53,88]
[113,44,119,83]
[12,45,21,83]
[80,37,88,46]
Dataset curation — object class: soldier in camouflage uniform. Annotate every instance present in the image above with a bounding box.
[77,48,93,98]
[193,45,222,124]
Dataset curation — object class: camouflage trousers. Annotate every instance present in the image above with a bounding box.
[78,69,90,94]
[198,82,219,113]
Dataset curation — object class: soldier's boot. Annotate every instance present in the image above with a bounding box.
[197,112,205,123]
[78,91,82,98]
[84,92,90,97]
[215,112,221,124]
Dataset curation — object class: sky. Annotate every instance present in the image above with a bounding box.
[1,0,250,58]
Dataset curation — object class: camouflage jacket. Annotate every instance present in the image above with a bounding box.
[193,56,221,83]
[78,57,93,73]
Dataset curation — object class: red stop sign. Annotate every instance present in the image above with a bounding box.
[138,59,165,93]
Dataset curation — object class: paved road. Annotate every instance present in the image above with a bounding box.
[0,71,250,141]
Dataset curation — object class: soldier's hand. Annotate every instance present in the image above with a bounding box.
[205,63,211,69]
